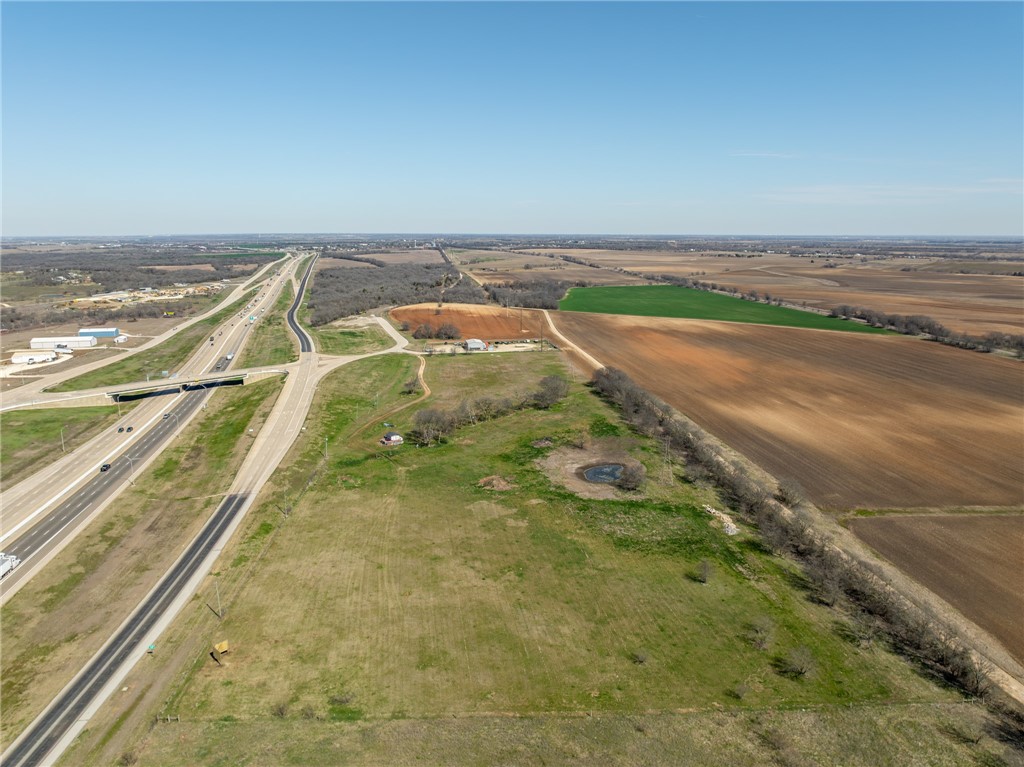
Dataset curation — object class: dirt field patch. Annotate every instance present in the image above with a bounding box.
[849,514,1024,663]
[552,312,1024,509]
[390,302,547,341]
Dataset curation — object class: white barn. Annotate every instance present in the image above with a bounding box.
[30,336,97,350]
[464,338,487,352]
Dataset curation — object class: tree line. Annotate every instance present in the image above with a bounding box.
[409,375,570,445]
[589,366,1002,704]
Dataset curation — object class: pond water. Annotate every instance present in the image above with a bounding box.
[583,464,624,483]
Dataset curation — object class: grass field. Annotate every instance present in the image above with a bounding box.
[89,351,1000,766]
[309,322,392,356]
[559,285,888,333]
[0,378,283,749]
[48,289,258,392]
[0,406,125,490]
[236,283,298,368]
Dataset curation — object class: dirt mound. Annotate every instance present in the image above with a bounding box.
[477,475,514,491]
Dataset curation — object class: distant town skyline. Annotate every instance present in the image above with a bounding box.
[3,2,1022,237]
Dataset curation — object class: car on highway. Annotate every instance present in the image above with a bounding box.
[100,463,111,472]
[118,427,124,432]
[126,426,133,433]
[163,413,170,419]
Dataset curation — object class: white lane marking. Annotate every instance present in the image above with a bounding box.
[0,392,187,544]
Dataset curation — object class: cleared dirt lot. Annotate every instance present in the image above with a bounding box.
[390,302,548,340]
[530,250,1024,335]
[849,514,1024,663]
[552,312,1024,509]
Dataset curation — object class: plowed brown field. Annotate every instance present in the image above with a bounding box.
[390,303,547,340]
[552,312,1024,509]
[850,514,1024,663]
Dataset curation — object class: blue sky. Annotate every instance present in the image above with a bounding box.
[3,1,1022,236]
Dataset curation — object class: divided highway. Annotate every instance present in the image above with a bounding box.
[2,494,249,767]
[2,253,317,766]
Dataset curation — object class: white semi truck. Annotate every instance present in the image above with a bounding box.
[0,552,22,579]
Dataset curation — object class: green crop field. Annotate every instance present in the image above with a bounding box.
[49,289,257,392]
[91,350,1004,767]
[559,285,888,332]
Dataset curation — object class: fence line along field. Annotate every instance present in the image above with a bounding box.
[849,513,1024,664]
[389,302,548,340]
[552,312,1024,509]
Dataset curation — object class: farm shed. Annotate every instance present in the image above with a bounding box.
[79,327,120,338]
[379,432,404,446]
[464,338,487,352]
[31,336,96,350]
[11,351,57,364]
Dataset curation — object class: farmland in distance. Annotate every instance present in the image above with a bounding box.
[551,312,1023,509]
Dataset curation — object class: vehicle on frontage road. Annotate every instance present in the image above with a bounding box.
[0,553,21,579]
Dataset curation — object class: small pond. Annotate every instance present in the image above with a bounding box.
[582,464,624,483]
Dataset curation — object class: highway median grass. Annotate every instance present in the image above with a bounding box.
[236,283,298,368]
[309,322,392,355]
[48,290,258,392]
[100,350,991,766]
[559,285,889,332]
[0,378,282,750]
[0,405,123,490]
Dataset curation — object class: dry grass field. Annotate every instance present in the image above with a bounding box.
[552,312,1024,509]
[849,513,1024,663]
[528,249,1023,335]
[312,256,375,269]
[390,302,549,340]
[365,249,446,265]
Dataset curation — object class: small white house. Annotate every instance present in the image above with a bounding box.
[30,335,96,350]
[379,432,404,446]
[114,335,128,344]
[464,338,487,352]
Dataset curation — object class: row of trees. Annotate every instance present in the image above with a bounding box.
[410,375,569,445]
[306,263,487,326]
[409,322,461,340]
[829,305,1024,356]
[590,366,995,700]
[482,279,578,310]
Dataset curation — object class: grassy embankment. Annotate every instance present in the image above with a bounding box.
[0,406,122,490]
[559,285,890,333]
[48,289,258,392]
[0,378,283,750]
[87,351,1006,767]
[236,282,298,368]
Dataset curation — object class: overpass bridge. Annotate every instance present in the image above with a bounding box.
[7,368,290,411]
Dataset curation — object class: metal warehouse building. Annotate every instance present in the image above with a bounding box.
[79,327,120,338]
[30,336,97,350]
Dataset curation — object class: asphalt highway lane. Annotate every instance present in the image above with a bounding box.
[2,493,248,767]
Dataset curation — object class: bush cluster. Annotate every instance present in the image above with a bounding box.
[410,375,569,445]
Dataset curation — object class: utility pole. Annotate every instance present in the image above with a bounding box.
[323,436,328,461]
[60,425,67,453]
[215,580,223,619]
